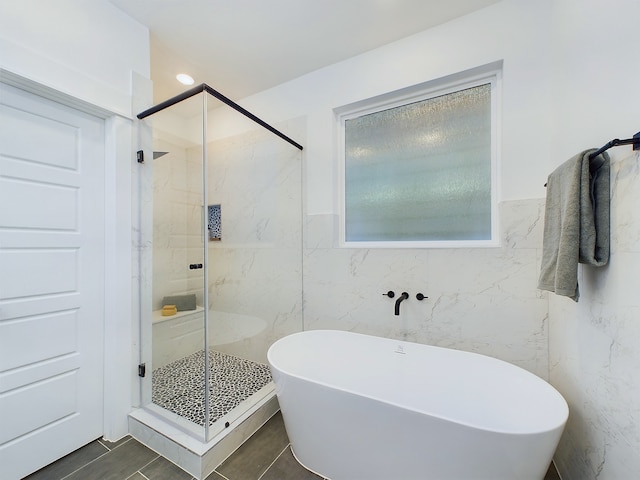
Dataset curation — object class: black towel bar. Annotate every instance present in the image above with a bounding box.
[544,132,640,186]
[589,131,640,160]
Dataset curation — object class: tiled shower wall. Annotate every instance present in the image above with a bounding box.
[303,198,550,379]
[205,121,304,363]
[152,116,551,379]
[151,118,304,364]
[152,138,204,311]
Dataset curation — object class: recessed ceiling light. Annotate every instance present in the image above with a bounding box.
[176,73,195,85]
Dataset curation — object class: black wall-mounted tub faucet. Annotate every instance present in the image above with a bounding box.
[394,292,409,315]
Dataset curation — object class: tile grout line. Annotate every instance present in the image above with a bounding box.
[98,436,132,452]
[58,439,158,480]
[211,471,232,480]
[97,439,110,451]
[126,470,151,480]
[135,454,163,476]
[256,443,291,480]
[57,446,121,480]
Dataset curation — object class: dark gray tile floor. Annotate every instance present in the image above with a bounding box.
[24,411,561,480]
[24,412,320,480]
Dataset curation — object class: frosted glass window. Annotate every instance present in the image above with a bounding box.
[344,83,493,244]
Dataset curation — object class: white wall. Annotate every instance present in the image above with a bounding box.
[0,0,151,441]
[196,2,558,385]
[240,0,554,213]
[236,1,640,478]
[233,2,554,372]
[0,0,149,116]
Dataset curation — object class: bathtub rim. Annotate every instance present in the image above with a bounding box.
[268,329,569,436]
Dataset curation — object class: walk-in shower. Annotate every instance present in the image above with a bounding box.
[132,84,303,476]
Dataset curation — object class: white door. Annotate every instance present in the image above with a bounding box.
[0,83,105,479]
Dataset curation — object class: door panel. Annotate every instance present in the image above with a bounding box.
[1,372,78,444]
[0,248,78,299]
[0,310,78,371]
[0,83,105,479]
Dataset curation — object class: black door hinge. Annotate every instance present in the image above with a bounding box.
[138,363,146,377]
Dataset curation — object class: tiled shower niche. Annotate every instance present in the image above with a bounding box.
[208,204,221,241]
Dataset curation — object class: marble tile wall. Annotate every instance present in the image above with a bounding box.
[204,122,304,363]
[152,138,204,310]
[150,119,305,364]
[549,151,640,479]
[150,126,552,382]
[152,164,550,377]
[303,198,550,379]
[150,115,554,391]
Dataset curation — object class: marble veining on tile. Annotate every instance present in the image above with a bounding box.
[302,199,549,379]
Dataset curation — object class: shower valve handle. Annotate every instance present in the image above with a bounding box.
[383,291,395,298]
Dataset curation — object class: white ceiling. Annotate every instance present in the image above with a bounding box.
[109,0,500,104]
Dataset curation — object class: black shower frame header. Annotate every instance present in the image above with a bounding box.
[137,83,303,151]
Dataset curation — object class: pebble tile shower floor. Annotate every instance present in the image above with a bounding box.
[152,349,273,426]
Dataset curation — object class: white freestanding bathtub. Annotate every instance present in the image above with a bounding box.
[267,330,568,480]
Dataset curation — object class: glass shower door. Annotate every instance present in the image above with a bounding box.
[143,93,209,439]
[203,101,304,441]
[137,84,303,444]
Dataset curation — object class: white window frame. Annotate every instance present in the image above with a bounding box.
[336,64,501,248]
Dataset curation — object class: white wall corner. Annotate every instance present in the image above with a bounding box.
[103,114,135,441]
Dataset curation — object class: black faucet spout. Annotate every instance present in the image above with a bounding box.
[394,292,409,315]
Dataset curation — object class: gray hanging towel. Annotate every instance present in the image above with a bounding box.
[538,149,610,301]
